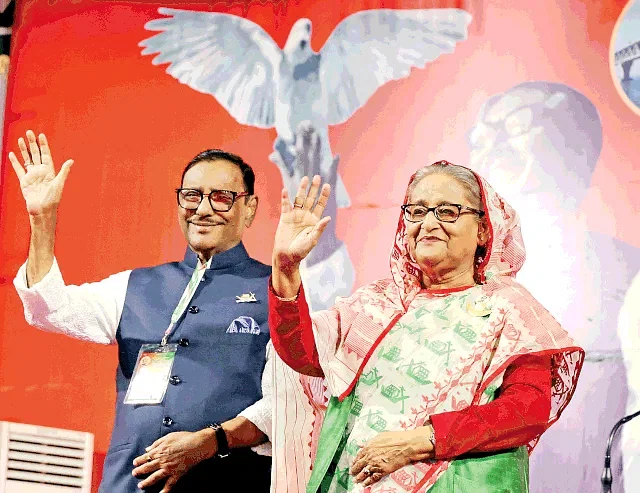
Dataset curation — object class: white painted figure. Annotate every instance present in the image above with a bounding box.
[140,7,471,309]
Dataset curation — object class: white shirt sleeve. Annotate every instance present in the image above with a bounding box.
[238,341,273,456]
[13,258,131,345]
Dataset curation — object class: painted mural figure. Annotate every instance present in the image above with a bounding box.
[268,161,584,492]
[139,6,471,309]
[468,81,640,492]
[269,121,354,311]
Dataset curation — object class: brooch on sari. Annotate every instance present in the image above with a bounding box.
[466,294,492,317]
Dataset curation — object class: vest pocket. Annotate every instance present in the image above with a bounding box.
[221,315,266,343]
[107,441,133,454]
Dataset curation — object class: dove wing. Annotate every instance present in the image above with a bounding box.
[140,8,282,128]
[319,8,472,125]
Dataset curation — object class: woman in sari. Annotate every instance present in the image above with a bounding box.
[268,160,584,492]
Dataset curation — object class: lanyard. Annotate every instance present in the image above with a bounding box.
[161,257,212,346]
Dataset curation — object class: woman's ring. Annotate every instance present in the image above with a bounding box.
[362,466,372,476]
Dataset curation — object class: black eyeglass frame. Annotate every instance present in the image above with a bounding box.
[176,188,251,212]
[401,203,485,223]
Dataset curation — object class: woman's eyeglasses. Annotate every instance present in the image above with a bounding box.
[401,203,485,223]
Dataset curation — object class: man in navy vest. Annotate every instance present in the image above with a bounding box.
[11,130,273,492]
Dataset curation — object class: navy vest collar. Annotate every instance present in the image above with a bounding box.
[183,242,250,270]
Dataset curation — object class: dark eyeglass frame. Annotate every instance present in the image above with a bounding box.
[401,203,485,223]
[176,188,251,212]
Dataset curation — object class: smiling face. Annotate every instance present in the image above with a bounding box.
[178,160,258,261]
[405,173,488,287]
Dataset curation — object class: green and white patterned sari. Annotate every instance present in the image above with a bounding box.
[310,287,534,493]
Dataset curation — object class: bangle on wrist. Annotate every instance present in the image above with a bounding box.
[275,292,299,302]
[270,276,300,301]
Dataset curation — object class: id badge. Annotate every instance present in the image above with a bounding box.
[124,343,178,405]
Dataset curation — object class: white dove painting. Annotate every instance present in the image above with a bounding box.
[140,7,472,310]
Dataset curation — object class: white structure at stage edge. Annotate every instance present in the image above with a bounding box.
[0,421,93,492]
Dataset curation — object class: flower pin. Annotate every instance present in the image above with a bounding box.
[236,292,258,303]
[466,294,492,317]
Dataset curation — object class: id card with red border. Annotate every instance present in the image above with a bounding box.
[124,343,178,405]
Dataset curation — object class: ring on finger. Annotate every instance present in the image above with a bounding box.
[362,466,372,476]
[147,454,154,462]
[293,200,304,208]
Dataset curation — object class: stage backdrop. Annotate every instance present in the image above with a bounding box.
[1,0,639,492]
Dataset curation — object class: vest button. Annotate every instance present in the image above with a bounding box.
[178,338,190,347]
[169,375,181,385]
[188,305,200,314]
[162,417,174,427]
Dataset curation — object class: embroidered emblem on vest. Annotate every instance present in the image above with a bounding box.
[226,316,261,335]
[236,292,258,303]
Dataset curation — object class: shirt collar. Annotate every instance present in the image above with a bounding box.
[183,242,250,270]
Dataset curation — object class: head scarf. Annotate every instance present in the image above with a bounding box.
[391,160,523,297]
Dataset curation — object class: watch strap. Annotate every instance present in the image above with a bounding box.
[208,423,230,458]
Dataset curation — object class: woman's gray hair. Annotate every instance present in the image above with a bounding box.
[407,161,483,211]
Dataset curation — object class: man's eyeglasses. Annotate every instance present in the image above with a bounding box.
[401,204,485,223]
[176,188,250,212]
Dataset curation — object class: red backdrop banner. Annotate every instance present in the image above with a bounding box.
[1,0,638,491]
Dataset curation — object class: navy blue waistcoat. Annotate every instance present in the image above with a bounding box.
[98,243,272,493]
